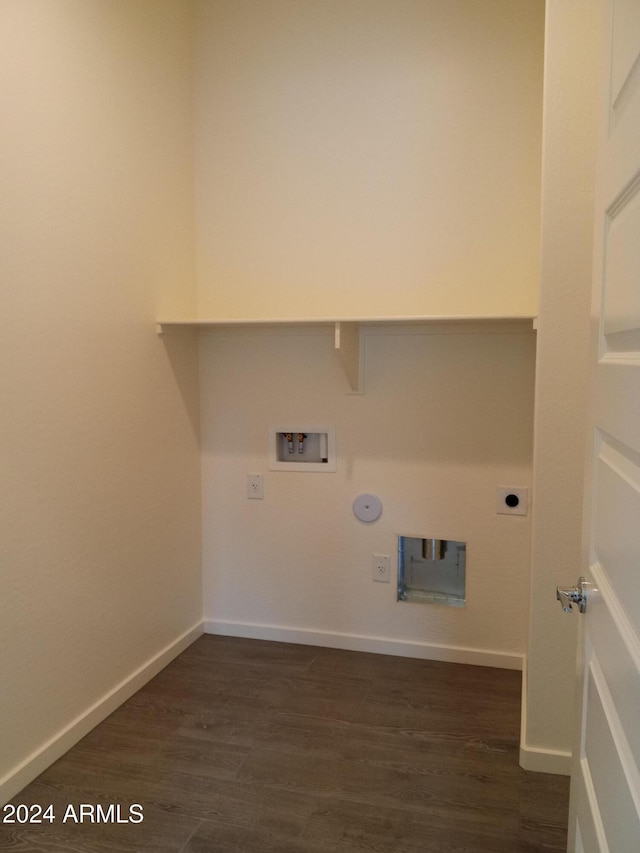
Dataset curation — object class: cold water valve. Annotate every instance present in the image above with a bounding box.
[268,425,336,472]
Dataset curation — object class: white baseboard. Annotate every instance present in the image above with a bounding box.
[204,619,523,670]
[519,744,572,775]
[519,658,572,775]
[0,621,204,807]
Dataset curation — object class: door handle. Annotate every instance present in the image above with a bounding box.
[556,577,588,613]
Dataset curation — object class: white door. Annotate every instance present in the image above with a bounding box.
[567,1,640,850]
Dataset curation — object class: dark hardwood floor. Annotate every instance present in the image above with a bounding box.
[2,635,569,852]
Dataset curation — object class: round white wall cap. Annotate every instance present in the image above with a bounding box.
[352,493,382,523]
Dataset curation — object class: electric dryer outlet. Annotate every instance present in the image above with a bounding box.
[496,486,528,515]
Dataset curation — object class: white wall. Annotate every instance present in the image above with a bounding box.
[201,325,535,666]
[194,0,544,320]
[0,0,202,802]
[0,0,567,803]
[522,0,599,774]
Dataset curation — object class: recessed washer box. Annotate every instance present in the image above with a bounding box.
[268,425,336,472]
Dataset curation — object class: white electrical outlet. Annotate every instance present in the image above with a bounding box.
[247,474,264,500]
[372,554,390,582]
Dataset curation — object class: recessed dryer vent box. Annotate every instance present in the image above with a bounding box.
[268,426,336,472]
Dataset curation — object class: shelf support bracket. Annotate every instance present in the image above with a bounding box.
[334,322,364,394]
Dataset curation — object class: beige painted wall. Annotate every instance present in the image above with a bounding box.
[194,0,544,321]
[522,0,599,772]
[1,0,583,797]
[0,0,201,801]
[201,326,535,664]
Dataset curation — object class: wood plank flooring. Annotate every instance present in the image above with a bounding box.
[1,635,569,852]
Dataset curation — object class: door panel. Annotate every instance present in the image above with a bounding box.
[610,0,640,122]
[594,440,640,629]
[584,657,640,852]
[587,578,640,766]
[570,0,640,849]
[602,180,640,343]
